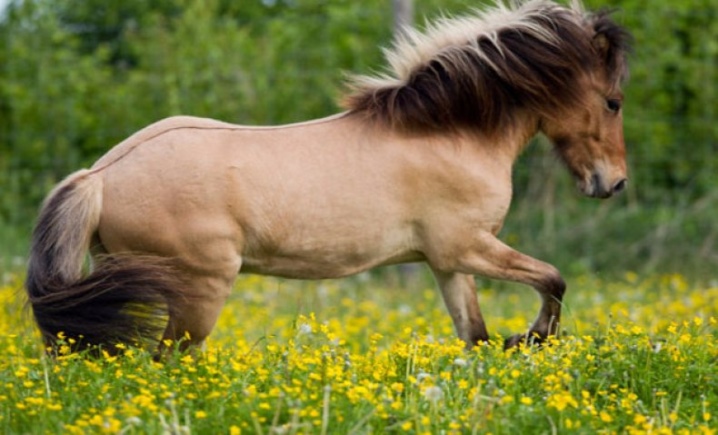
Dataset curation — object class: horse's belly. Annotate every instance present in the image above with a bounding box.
[240,229,421,279]
[240,253,422,279]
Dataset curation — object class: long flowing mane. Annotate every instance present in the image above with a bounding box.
[342,0,631,135]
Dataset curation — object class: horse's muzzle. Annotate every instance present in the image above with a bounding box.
[583,174,627,198]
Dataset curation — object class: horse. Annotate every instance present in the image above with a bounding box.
[26,0,631,354]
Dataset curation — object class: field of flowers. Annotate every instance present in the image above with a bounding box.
[0,268,716,434]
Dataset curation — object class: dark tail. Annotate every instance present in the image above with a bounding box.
[26,170,182,352]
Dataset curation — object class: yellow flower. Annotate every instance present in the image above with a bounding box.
[500,395,514,405]
[195,410,208,419]
[547,391,578,412]
[599,411,613,423]
[46,403,63,411]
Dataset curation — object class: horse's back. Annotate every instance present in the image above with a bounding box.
[92,116,238,171]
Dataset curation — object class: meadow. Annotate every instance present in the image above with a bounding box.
[0,268,716,434]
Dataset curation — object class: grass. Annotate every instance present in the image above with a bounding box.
[1,268,716,434]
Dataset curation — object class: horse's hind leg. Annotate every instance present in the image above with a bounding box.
[431,270,489,348]
[160,268,237,354]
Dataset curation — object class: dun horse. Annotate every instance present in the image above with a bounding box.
[26,0,631,353]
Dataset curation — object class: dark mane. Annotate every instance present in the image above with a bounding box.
[342,0,631,135]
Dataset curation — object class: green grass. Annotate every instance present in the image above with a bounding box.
[1,270,716,434]
[0,221,28,278]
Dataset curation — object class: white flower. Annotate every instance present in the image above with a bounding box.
[453,358,468,367]
[423,385,444,403]
[271,425,289,434]
[298,323,313,335]
[125,417,142,426]
[417,372,432,383]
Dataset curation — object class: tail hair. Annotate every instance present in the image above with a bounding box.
[26,171,183,353]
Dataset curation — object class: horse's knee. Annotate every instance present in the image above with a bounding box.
[538,268,566,300]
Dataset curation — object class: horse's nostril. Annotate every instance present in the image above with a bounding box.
[613,178,627,194]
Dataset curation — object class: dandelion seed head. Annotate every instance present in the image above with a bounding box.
[423,385,444,403]
[453,358,467,367]
[298,323,313,335]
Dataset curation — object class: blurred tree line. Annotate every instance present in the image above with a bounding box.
[1,0,716,275]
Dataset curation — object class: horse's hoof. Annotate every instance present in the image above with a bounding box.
[504,333,547,350]
[504,334,527,350]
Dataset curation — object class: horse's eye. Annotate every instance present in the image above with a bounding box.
[606,99,622,113]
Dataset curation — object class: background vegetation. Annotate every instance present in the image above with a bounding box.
[1,0,716,278]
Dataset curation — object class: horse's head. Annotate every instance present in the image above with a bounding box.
[541,17,631,199]
[541,79,627,198]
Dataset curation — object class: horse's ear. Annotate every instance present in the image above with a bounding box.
[592,32,611,62]
[589,13,632,84]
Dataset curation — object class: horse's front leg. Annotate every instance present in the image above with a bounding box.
[431,270,489,348]
[430,232,565,349]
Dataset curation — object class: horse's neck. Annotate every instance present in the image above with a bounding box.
[451,113,542,167]
[489,111,542,163]
[327,110,541,175]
